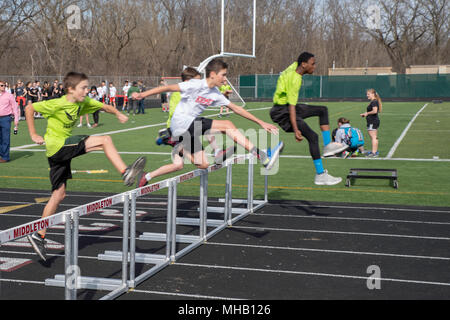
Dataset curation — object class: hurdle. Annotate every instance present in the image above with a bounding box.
[0,153,268,300]
[98,154,268,293]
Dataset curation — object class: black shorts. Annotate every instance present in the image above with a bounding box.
[174,117,213,155]
[367,118,380,131]
[48,135,88,191]
[270,103,329,132]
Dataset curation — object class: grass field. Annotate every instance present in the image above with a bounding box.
[2,100,450,207]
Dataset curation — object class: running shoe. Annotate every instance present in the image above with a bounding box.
[314,170,342,186]
[27,232,47,261]
[262,141,284,170]
[214,146,236,164]
[122,156,147,186]
[136,171,149,188]
[323,142,349,157]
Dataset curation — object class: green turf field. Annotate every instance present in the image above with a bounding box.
[2,101,449,207]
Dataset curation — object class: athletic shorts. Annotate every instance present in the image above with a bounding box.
[270,103,329,132]
[174,117,213,155]
[367,118,380,131]
[47,135,88,191]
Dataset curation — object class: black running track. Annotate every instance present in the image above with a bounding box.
[1,188,449,304]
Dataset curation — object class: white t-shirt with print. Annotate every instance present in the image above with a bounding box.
[170,79,230,137]
[109,86,117,97]
[97,86,104,98]
[123,85,130,95]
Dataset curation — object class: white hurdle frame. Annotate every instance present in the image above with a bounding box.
[0,153,268,300]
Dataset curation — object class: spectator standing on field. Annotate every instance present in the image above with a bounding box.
[122,80,130,111]
[360,88,382,157]
[127,81,140,116]
[137,80,146,114]
[89,86,101,128]
[0,80,19,163]
[15,81,26,119]
[109,82,117,109]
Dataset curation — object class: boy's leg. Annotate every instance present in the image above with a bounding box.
[84,135,146,186]
[137,154,184,187]
[85,135,127,173]
[210,119,283,169]
[38,184,66,237]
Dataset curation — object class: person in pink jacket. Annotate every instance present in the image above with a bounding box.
[0,79,19,162]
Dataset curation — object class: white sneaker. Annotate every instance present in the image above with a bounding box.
[87,123,92,128]
[314,170,342,185]
[323,142,348,157]
[77,123,82,128]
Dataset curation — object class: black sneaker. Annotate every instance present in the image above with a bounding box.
[122,156,147,186]
[214,146,236,164]
[27,233,47,261]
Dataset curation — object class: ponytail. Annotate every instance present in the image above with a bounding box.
[367,89,382,114]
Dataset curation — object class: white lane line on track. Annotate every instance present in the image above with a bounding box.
[175,262,450,287]
[205,242,450,261]
[230,225,450,241]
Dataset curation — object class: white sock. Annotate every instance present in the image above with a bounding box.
[145,173,152,181]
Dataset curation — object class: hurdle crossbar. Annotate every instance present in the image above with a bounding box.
[0,153,269,300]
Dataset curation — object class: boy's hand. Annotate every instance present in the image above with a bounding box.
[260,121,279,135]
[31,134,45,145]
[294,129,304,142]
[116,112,128,123]
[131,92,141,100]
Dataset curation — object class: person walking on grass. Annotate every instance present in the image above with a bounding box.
[25,72,146,261]
[132,59,283,183]
[360,88,382,157]
[270,52,346,185]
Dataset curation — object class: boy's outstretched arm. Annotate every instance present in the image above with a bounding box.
[226,102,279,135]
[101,103,128,123]
[25,103,45,145]
[132,84,180,100]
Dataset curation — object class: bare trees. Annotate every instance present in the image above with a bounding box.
[351,0,449,72]
[0,0,448,77]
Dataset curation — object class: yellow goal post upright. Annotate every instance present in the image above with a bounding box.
[196,0,257,108]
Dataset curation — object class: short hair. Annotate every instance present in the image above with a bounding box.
[205,59,228,78]
[132,81,138,86]
[297,52,315,65]
[181,67,201,81]
[63,72,88,91]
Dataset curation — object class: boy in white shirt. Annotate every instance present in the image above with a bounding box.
[132,59,283,181]
[109,82,117,108]
[122,80,130,111]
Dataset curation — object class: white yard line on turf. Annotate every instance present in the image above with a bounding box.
[11,107,273,151]
[386,103,429,159]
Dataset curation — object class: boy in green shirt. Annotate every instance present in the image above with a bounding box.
[218,83,232,117]
[127,81,141,115]
[270,52,346,185]
[25,72,146,261]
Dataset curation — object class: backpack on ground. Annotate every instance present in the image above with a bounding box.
[343,127,364,149]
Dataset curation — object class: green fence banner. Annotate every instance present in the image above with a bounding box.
[239,74,450,99]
